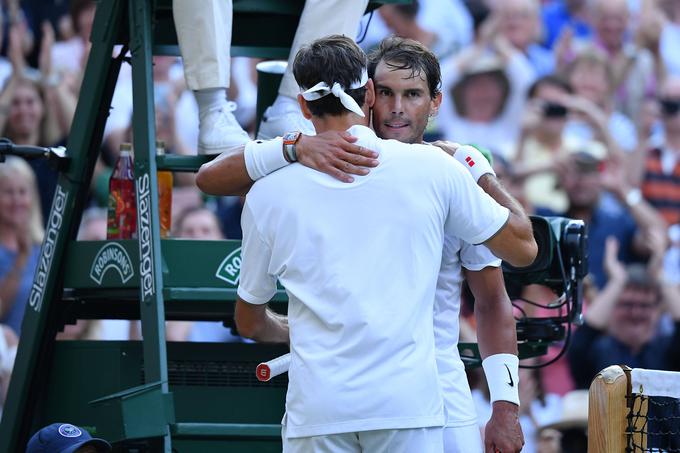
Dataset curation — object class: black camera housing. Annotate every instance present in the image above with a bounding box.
[502,216,588,341]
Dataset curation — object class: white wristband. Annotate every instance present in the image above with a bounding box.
[482,353,520,406]
[453,145,496,182]
[244,137,289,181]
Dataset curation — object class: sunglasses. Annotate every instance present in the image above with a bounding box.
[660,98,680,116]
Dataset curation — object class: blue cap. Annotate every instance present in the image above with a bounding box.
[26,423,111,453]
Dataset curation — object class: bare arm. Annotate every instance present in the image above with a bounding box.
[468,267,517,358]
[196,148,253,196]
[479,175,538,268]
[234,297,289,344]
[600,162,668,256]
[196,131,378,196]
[467,266,524,453]
[583,238,628,330]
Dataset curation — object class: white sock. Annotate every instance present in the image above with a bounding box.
[194,88,227,117]
[268,95,301,116]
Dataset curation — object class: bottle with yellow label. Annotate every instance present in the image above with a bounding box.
[156,141,173,238]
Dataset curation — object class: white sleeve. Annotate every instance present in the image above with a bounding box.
[443,156,510,245]
[460,241,502,271]
[237,202,278,304]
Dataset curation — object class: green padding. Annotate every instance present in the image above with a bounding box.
[172,423,281,438]
[467,143,494,166]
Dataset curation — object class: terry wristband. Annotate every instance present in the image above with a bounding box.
[482,353,520,406]
[454,144,496,182]
[244,137,288,181]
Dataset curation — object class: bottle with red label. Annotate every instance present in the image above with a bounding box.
[107,143,137,239]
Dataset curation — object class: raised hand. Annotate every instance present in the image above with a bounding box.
[295,131,379,183]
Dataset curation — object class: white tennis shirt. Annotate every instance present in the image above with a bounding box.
[238,125,509,438]
[435,237,501,428]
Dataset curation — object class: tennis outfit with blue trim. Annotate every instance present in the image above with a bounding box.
[238,125,509,442]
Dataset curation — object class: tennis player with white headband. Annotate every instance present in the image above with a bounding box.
[229,34,536,452]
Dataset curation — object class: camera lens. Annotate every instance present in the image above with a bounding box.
[543,102,568,118]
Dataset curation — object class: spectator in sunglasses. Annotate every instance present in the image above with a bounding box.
[634,77,680,228]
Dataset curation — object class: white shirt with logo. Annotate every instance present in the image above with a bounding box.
[238,125,509,438]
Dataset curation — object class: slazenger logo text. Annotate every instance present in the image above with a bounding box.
[137,173,155,298]
[90,243,134,284]
[29,185,68,312]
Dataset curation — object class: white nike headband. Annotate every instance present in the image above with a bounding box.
[301,68,369,117]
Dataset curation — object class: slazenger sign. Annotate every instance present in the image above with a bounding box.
[89,243,134,284]
[216,247,241,285]
[137,173,155,298]
[30,185,68,312]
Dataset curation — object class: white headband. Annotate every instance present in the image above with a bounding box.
[301,69,369,117]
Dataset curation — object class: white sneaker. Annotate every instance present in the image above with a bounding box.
[257,104,315,140]
[198,101,250,155]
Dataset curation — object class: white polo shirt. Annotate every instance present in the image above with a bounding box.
[238,125,509,438]
[435,238,501,428]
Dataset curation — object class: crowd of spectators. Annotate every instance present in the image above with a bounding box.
[0,0,678,451]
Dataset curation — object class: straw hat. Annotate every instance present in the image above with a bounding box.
[451,52,510,117]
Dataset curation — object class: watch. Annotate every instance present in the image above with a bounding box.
[282,131,302,163]
[625,188,642,207]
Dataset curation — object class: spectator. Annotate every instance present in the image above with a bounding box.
[568,237,680,389]
[495,0,555,77]
[538,147,666,289]
[513,75,615,212]
[0,156,42,336]
[634,77,680,227]
[26,423,111,453]
[584,0,662,123]
[562,46,638,156]
[439,14,534,158]
[541,0,592,49]
[378,0,458,61]
[535,390,589,453]
[0,22,76,221]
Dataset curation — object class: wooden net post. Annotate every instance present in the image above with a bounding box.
[588,365,630,453]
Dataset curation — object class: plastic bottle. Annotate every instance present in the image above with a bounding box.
[107,143,137,239]
[156,141,173,238]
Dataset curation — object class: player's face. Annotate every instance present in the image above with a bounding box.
[372,60,441,144]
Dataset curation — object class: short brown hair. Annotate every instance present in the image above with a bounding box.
[293,35,368,117]
[367,36,441,99]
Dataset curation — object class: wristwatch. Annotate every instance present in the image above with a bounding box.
[625,188,642,207]
[282,131,302,163]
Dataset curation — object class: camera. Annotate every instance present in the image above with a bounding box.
[543,102,568,118]
[502,216,588,341]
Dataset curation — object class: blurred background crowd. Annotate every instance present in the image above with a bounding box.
[0,0,679,451]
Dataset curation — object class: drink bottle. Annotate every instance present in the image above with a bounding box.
[107,143,137,239]
[156,140,173,238]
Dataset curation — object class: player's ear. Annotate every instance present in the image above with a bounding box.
[365,79,375,109]
[430,91,442,116]
[297,94,313,119]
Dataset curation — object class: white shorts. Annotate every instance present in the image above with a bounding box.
[443,423,483,453]
[283,427,444,453]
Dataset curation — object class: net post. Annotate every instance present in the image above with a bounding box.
[588,365,630,453]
